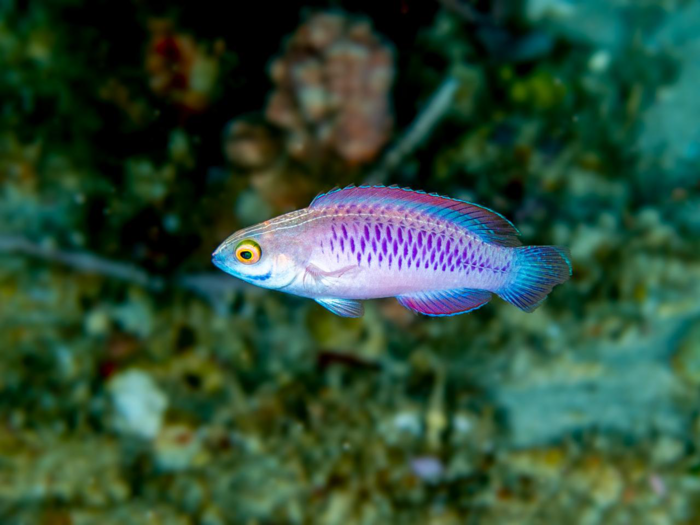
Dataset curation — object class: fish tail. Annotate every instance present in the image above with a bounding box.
[497,246,572,312]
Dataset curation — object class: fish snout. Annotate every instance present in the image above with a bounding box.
[211,243,228,270]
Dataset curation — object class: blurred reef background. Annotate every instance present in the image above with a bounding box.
[2,0,700,524]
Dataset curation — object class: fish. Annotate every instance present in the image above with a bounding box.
[212,185,572,318]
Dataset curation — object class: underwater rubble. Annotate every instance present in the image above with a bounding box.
[1,1,700,524]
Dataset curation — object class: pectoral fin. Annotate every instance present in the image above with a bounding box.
[397,289,492,317]
[316,298,364,318]
[306,264,361,281]
[303,264,361,291]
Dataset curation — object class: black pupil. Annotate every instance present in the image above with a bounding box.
[241,250,252,260]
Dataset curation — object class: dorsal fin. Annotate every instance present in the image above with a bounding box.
[309,185,521,247]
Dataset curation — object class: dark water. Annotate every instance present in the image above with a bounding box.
[1,1,699,523]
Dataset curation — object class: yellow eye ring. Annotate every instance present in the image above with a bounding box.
[235,240,261,264]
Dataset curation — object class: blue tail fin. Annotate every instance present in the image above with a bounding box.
[498,246,572,312]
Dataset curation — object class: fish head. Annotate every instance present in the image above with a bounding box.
[212,217,306,290]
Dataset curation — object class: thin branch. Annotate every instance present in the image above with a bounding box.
[364,75,460,184]
[437,0,484,24]
[0,235,164,289]
[0,234,253,302]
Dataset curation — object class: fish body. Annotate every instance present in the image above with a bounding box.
[212,186,571,317]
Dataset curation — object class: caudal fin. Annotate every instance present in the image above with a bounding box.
[498,246,572,312]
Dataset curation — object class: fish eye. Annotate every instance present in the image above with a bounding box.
[235,240,261,264]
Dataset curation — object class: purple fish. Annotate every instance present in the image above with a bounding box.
[212,186,572,317]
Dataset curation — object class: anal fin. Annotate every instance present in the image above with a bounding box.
[397,289,492,317]
[316,298,364,318]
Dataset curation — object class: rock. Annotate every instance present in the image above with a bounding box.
[637,2,700,186]
[410,456,444,483]
[526,0,627,50]
[492,312,695,447]
[153,424,205,472]
[108,369,168,440]
[673,321,700,386]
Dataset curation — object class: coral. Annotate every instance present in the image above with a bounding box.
[144,18,222,116]
[222,116,285,171]
[222,115,318,215]
[265,12,395,166]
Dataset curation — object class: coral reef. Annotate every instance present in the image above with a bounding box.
[1,1,700,524]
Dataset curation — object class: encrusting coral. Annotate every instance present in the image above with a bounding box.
[265,12,395,166]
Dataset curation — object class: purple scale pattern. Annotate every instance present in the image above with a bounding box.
[328,214,504,279]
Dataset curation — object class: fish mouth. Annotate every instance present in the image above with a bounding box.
[212,241,239,274]
[211,230,246,267]
[211,245,226,270]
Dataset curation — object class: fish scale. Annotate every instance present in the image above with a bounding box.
[212,185,572,317]
[300,199,514,301]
